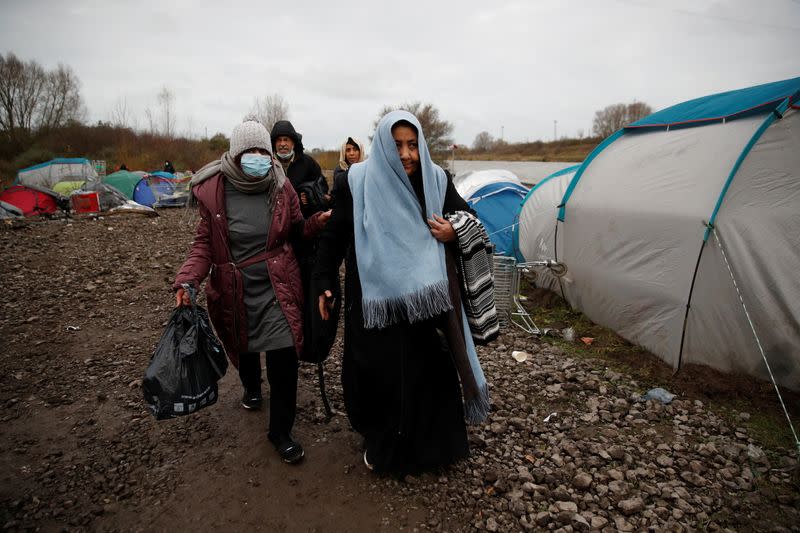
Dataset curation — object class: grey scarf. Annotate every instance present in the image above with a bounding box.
[190,152,286,203]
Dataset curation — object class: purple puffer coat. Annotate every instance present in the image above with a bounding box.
[173,173,324,368]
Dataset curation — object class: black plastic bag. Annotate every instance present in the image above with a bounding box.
[142,285,227,420]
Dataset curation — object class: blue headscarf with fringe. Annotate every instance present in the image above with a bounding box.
[348,110,489,424]
[348,110,452,328]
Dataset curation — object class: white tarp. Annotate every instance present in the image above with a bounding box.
[454,169,523,201]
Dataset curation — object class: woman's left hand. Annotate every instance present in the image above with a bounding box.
[427,214,456,243]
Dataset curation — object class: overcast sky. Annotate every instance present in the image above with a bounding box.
[1,0,798,151]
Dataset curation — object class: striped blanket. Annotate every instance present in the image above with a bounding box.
[447,211,500,344]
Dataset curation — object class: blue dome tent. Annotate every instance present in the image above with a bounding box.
[132,176,175,207]
[454,169,529,256]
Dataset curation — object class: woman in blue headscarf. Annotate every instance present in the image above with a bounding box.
[313,110,489,476]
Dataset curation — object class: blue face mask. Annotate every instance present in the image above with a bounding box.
[240,153,272,177]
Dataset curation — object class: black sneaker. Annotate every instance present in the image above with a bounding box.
[268,433,305,464]
[241,390,263,410]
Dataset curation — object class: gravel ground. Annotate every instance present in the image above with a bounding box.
[1,209,798,532]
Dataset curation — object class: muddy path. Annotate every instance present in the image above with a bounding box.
[1,210,798,532]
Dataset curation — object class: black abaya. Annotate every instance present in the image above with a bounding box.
[314,170,473,475]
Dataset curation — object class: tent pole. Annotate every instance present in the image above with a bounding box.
[554,219,566,301]
[676,228,709,370]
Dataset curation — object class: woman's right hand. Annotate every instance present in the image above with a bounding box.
[175,287,191,307]
[318,290,334,320]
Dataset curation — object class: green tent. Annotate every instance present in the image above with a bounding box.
[103,171,142,199]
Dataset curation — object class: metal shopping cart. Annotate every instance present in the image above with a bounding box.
[492,254,568,334]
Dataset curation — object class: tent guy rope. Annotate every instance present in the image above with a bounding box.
[713,227,800,455]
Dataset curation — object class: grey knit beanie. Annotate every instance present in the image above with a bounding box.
[229,115,272,160]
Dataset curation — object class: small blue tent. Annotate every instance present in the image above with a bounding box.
[454,169,529,256]
[132,176,175,207]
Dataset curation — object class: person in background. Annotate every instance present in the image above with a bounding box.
[164,160,176,174]
[119,163,128,171]
[270,120,330,218]
[270,119,337,364]
[173,116,330,464]
[331,136,366,204]
[314,110,489,476]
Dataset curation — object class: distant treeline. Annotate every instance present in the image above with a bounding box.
[455,136,602,163]
[1,123,600,188]
[0,122,228,186]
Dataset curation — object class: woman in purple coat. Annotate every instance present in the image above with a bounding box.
[174,117,329,464]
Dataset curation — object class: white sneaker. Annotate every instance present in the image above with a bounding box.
[363,450,374,471]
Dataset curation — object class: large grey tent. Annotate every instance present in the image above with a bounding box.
[514,77,800,391]
[15,158,98,189]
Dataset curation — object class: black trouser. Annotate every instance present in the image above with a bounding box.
[238,347,298,437]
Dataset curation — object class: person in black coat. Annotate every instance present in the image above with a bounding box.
[314,111,487,476]
[270,120,330,218]
[270,120,339,364]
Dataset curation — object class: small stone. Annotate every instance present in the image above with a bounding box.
[571,513,590,531]
[607,445,625,460]
[572,472,593,490]
[618,496,644,515]
[490,422,506,434]
[656,454,673,467]
[483,469,499,483]
[614,516,635,531]
[555,501,578,513]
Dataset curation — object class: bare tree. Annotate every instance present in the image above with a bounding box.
[472,131,495,151]
[592,101,653,138]
[1,53,86,145]
[37,64,84,131]
[626,101,652,123]
[110,96,134,129]
[14,59,46,132]
[144,106,157,136]
[0,53,25,139]
[250,93,289,132]
[182,114,197,139]
[371,101,454,153]
[0,53,47,140]
[157,86,175,138]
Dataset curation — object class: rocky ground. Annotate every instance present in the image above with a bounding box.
[1,209,798,532]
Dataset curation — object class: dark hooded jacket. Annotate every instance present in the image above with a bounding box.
[270,120,338,362]
[270,120,329,218]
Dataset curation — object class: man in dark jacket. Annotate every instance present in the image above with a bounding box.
[270,120,339,366]
[270,120,330,218]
